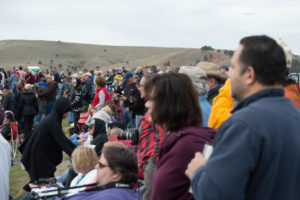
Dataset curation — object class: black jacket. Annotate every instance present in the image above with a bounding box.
[91,118,108,156]
[20,91,39,116]
[1,122,12,141]
[207,86,220,105]
[129,94,146,118]
[123,83,140,107]
[2,93,16,114]
[20,98,75,182]
[82,78,93,104]
[39,81,58,101]
[70,79,83,112]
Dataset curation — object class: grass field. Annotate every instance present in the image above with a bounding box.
[0,40,233,72]
[9,119,72,198]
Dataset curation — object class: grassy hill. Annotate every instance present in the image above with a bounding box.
[0,40,233,72]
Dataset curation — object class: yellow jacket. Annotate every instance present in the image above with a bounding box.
[208,79,234,130]
[114,75,123,82]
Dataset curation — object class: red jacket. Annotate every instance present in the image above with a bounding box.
[108,135,134,150]
[137,113,164,172]
[91,87,111,110]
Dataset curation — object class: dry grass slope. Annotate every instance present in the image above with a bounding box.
[0,40,232,71]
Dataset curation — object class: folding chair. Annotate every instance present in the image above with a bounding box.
[9,121,21,159]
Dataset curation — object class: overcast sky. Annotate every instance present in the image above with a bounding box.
[0,0,299,54]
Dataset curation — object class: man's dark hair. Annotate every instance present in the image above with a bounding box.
[102,145,138,184]
[108,122,126,131]
[219,65,229,71]
[144,73,203,132]
[239,35,287,85]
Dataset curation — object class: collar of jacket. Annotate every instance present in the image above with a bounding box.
[199,95,208,102]
[232,88,284,114]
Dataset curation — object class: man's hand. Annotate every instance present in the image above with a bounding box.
[120,95,127,101]
[185,152,207,180]
[78,139,86,145]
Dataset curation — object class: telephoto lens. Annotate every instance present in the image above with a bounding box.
[117,128,139,145]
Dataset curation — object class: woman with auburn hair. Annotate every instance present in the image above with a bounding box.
[144,73,216,200]
[68,146,98,196]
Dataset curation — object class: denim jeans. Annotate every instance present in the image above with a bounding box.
[122,108,136,128]
[45,101,54,116]
[135,114,142,128]
[67,112,74,123]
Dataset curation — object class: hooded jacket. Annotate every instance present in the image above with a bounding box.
[151,126,216,200]
[91,118,108,156]
[208,79,234,130]
[20,97,75,182]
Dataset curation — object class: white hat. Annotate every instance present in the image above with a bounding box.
[179,66,207,80]
[179,66,209,96]
[24,84,34,90]
[83,72,92,77]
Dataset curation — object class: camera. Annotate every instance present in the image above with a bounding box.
[118,128,139,145]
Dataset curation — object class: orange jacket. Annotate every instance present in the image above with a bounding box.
[284,84,300,110]
[208,79,234,130]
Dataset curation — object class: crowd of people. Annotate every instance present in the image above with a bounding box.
[0,35,300,200]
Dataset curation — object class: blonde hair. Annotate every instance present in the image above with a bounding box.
[104,141,127,148]
[101,105,112,116]
[107,128,123,139]
[72,146,98,174]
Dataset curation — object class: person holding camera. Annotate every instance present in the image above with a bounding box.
[107,124,133,150]
[57,142,142,200]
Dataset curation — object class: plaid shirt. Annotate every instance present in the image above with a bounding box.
[137,113,164,172]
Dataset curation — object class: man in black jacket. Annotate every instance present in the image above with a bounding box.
[38,75,58,115]
[1,85,16,115]
[121,72,140,128]
[20,84,39,138]
[82,72,93,112]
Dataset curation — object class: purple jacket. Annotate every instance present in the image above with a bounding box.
[56,188,142,200]
[151,125,216,200]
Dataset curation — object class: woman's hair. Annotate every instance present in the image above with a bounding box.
[144,73,203,132]
[105,100,117,116]
[72,146,98,174]
[102,142,138,184]
[95,76,106,87]
[101,105,112,116]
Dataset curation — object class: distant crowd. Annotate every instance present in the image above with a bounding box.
[1,35,300,200]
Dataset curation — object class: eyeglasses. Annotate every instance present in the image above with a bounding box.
[98,161,109,169]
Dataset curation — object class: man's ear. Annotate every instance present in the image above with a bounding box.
[111,171,122,182]
[245,66,256,85]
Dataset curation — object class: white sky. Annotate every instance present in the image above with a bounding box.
[0,0,299,54]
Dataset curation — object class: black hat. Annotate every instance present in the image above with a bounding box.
[3,85,10,90]
[5,111,14,121]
